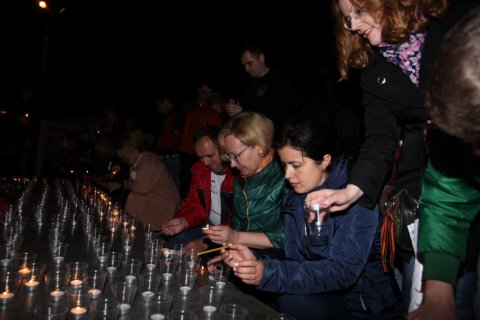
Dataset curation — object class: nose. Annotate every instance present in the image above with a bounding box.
[284,166,294,180]
[350,17,362,31]
[229,159,238,168]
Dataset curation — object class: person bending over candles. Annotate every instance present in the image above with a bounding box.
[220,119,401,320]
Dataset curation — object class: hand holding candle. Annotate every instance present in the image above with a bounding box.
[203,225,238,244]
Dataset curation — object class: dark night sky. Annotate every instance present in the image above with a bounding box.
[3,1,335,130]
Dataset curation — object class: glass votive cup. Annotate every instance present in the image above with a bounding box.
[199,284,223,314]
[212,263,231,289]
[121,233,135,253]
[148,293,173,319]
[22,262,46,291]
[176,267,197,294]
[96,242,112,264]
[45,271,69,302]
[123,258,142,278]
[93,297,118,320]
[47,256,66,273]
[0,271,21,304]
[139,272,161,302]
[34,303,68,320]
[66,261,88,288]
[167,310,198,320]
[218,303,249,320]
[86,268,107,299]
[17,251,38,276]
[50,242,69,260]
[159,256,178,279]
[0,245,16,269]
[67,287,91,319]
[105,251,123,275]
[111,281,137,315]
[144,246,161,271]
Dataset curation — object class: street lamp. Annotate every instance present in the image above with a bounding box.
[37,0,65,87]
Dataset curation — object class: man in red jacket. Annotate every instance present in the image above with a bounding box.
[161,126,235,248]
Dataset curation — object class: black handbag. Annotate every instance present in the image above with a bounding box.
[379,136,419,272]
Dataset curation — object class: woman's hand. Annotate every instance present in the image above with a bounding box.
[231,258,264,286]
[203,225,238,244]
[160,217,188,236]
[305,184,363,212]
[222,243,256,267]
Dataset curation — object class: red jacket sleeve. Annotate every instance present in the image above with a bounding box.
[175,161,209,228]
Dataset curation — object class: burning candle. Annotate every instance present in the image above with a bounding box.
[24,279,40,290]
[49,289,65,301]
[202,224,210,231]
[18,267,31,275]
[70,279,83,287]
[0,291,14,304]
[70,306,87,316]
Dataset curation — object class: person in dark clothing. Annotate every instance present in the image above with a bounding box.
[225,42,293,128]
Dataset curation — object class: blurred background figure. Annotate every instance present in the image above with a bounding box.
[225,42,293,128]
[108,132,181,230]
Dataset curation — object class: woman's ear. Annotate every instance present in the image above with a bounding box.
[321,154,332,170]
[254,145,264,157]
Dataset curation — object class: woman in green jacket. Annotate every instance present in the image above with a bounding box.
[203,112,287,250]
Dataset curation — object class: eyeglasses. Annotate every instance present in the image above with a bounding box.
[343,6,365,31]
[223,146,249,163]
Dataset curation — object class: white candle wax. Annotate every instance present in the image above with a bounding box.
[70,279,83,287]
[88,288,101,299]
[203,305,217,313]
[118,303,131,315]
[125,275,136,283]
[98,256,107,263]
[146,263,156,271]
[49,290,65,301]
[162,273,172,281]
[0,259,10,267]
[215,281,226,289]
[142,291,154,301]
[150,314,166,320]
[106,266,116,274]
[179,286,191,295]
[70,306,87,315]
[24,279,40,290]
[123,245,132,252]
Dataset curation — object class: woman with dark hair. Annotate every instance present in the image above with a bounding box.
[221,119,401,319]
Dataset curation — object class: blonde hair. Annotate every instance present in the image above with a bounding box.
[333,0,448,79]
[218,112,274,157]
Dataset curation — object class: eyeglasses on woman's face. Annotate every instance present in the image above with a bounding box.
[343,5,365,31]
[223,146,249,163]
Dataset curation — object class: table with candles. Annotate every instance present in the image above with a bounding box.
[0,178,281,319]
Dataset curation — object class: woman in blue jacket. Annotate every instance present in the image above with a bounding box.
[221,119,401,319]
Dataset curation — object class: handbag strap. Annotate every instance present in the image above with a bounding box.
[380,128,405,272]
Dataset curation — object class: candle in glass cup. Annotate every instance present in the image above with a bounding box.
[70,279,83,287]
[24,278,40,290]
[50,290,65,301]
[0,291,14,304]
[70,306,87,316]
